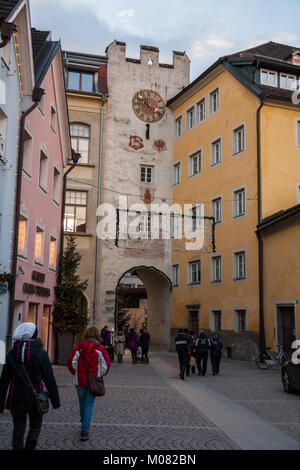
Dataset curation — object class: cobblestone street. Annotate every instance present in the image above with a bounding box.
[0,351,300,450]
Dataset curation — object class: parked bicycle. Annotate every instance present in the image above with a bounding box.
[255,344,288,369]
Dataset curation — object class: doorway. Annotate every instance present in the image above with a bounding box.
[276,305,296,357]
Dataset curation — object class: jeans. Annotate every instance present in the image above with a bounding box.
[76,385,96,432]
[130,350,137,364]
[196,351,208,376]
[211,354,221,374]
[11,406,43,450]
[177,350,188,377]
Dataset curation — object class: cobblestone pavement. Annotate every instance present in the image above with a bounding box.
[157,352,300,443]
[0,351,239,450]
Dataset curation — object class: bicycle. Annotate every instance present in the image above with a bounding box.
[255,344,288,369]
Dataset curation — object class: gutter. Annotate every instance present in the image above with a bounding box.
[6,87,44,350]
[93,93,107,325]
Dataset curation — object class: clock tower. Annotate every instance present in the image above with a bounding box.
[96,41,190,346]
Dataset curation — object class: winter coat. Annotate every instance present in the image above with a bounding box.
[0,339,60,413]
[127,332,139,352]
[68,338,111,387]
[138,331,150,353]
[210,339,223,356]
[195,332,211,353]
[114,334,125,356]
[175,332,189,352]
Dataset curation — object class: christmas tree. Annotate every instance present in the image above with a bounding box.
[53,234,89,334]
[116,286,131,330]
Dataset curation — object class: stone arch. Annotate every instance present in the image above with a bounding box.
[115,266,172,347]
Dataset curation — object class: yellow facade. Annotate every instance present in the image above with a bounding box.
[170,65,300,353]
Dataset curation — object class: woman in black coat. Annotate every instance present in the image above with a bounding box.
[0,322,60,450]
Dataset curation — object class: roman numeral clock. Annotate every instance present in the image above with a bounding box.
[132,89,166,123]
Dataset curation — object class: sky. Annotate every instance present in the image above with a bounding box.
[30,0,300,80]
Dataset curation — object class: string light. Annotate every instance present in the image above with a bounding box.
[13,30,23,97]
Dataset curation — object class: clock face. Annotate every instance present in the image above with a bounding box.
[132,89,165,123]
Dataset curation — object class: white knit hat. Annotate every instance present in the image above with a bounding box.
[12,322,37,341]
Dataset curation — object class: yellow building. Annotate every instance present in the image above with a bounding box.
[168,41,300,359]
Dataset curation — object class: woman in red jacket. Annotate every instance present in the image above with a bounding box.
[68,327,110,441]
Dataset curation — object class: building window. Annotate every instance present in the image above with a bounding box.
[50,106,56,132]
[211,138,222,166]
[209,88,219,114]
[34,227,44,265]
[173,264,179,287]
[211,197,222,224]
[297,120,300,148]
[68,69,95,92]
[190,205,202,233]
[233,125,245,155]
[233,187,246,218]
[70,123,90,164]
[138,211,151,237]
[234,309,247,332]
[52,167,60,204]
[233,251,246,280]
[49,237,57,270]
[175,116,182,138]
[186,106,195,130]
[280,73,297,90]
[211,255,222,282]
[39,150,48,192]
[23,129,33,176]
[212,310,222,331]
[189,150,201,177]
[18,216,27,257]
[174,162,181,185]
[196,98,205,123]
[189,260,201,285]
[141,166,154,184]
[38,93,45,115]
[260,69,277,87]
[64,191,87,233]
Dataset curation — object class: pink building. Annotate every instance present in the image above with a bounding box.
[13,29,71,360]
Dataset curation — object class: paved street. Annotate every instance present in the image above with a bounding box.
[0,351,300,450]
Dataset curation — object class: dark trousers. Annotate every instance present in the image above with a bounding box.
[211,354,221,374]
[130,350,137,364]
[196,351,208,376]
[107,346,114,362]
[117,354,123,363]
[11,407,43,450]
[186,355,191,374]
[177,350,188,377]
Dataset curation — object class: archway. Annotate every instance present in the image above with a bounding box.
[115,266,172,347]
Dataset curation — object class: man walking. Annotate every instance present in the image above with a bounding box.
[195,331,211,376]
[175,328,190,380]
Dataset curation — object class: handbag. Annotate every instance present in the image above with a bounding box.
[79,350,105,397]
[22,364,49,416]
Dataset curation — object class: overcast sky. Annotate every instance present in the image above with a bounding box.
[30,0,300,80]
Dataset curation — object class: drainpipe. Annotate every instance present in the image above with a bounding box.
[256,96,266,359]
[6,87,44,350]
[93,93,107,326]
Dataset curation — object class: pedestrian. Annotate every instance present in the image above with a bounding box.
[175,328,189,380]
[210,334,223,375]
[68,326,110,441]
[195,330,211,376]
[127,328,139,364]
[138,327,150,363]
[114,329,125,363]
[0,322,60,450]
[183,328,192,376]
[188,331,196,374]
[100,325,108,343]
[105,328,115,363]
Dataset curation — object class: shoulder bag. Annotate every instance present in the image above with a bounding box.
[22,364,49,416]
[79,349,105,397]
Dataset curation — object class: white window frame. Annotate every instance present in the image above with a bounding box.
[232,185,246,219]
[174,161,181,185]
[175,115,182,139]
[210,309,223,332]
[18,214,29,259]
[173,264,180,288]
[140,165,154,184]
[233,308,248,333]
[280,73,297,90]
[187,258,202,286]
[296,119,300,149]
[260,69,278,87]
[48,235,57,271]
[22,126,34,178]
[52,165,61,205]
[50,104,57,132]
[211,195,222,224]
[186,106,195,131]
[296,182,300,204]
[232,123,246,156]
[196,97,206,124]
[232,249,247,281]
[210,137,222,167]
[188,148,202,178]
[209,87,220,115]
[210,254,222,283]
[34,225,45,266]
[38,148,49,193]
